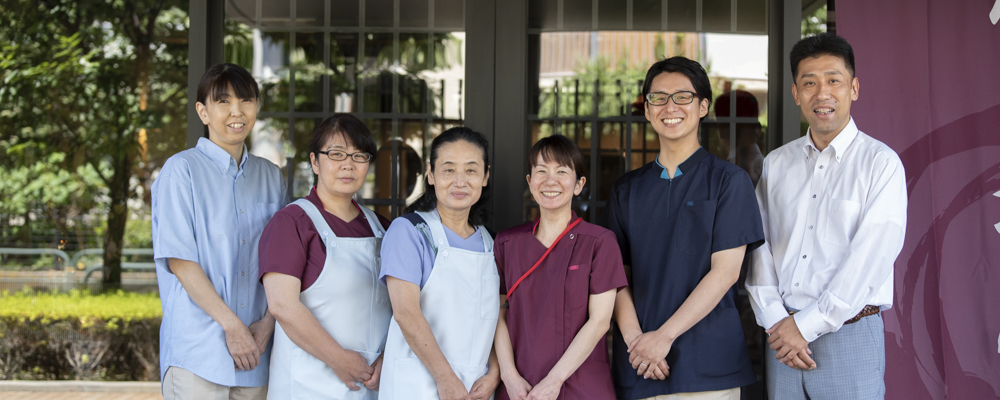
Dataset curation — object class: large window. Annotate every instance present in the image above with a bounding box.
[224,0,466,218]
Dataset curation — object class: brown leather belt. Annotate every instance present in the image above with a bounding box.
[843,305,881,325]
[788,305,881,325]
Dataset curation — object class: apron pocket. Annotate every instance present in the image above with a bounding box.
[393,357,439,400]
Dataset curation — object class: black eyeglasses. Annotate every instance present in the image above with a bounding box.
[645,91,697,106]
[317,150,373,163]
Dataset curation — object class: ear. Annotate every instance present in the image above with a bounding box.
[643,100,652,121]
[573,176,586,196]
[525,173,531,185]
[698,98,709,119]
[851,76,860,101]
[310,152,320,175]
[425,162,435,185]
[791,83,801,106]
[196,102,210,125]
[483,168,490,187]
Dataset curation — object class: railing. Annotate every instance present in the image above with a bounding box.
[0,248,155,285]
[0,247,72,269]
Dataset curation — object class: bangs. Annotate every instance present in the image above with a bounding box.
[529,135,586,178]
[197,63,260,104]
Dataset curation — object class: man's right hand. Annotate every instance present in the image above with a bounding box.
[437,375,471,400]
[330,349,375,391]
[783,346,816,370]
[224,324,261,370]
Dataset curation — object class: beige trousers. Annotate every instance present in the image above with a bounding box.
[162,366,267,400]
[639,387,740,400]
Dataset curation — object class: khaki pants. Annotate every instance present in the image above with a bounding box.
[162,366,267,400]
[640,387,740,400]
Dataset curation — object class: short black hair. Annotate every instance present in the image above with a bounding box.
[406,127,492,227]
[309,114,379,163]
[642,56,713,121]
[790,33,856,79]
[528,135,586,181]
[197,63,260,105]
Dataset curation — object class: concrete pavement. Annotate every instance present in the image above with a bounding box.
[0,381,161,400]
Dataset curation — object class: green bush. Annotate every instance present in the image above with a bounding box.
[0,289,162,381]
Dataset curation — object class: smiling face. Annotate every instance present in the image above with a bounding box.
[427,140,490,215]
[527,153,585,214]
[196,84,258,154]
[792,54,860,139]
[310,132,370,201]
[644,72,710,146]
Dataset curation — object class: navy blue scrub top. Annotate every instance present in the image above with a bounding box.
[601,147,765,398]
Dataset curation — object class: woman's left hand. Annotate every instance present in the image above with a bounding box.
[469,371,500,400]
[525,376,562,400]
[363,353,384,390]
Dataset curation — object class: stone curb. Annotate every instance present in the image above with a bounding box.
[0,381,160,393]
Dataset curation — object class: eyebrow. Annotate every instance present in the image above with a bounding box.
[800,70,844,79]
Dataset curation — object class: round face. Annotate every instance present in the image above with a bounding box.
[310,133,370,201]
[196,84,259,153]
[792,54,859,139]
[644,72,709,145]
[426,140,489,215]
[527,154,585,213]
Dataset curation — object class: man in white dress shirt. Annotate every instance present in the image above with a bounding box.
[747,33,907,399]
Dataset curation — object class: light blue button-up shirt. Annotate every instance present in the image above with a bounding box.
[152,138,286,387]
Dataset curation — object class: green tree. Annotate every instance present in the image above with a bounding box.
[0,0,188,287]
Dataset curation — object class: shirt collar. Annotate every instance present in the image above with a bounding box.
[196,137,249,175]
[654,147,707,180]
[802,117,859,163]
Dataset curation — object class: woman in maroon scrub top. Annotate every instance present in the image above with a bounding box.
[493,135,627,400]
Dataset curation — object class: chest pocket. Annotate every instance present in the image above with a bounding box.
[675,200,717,255]
[820,199,862,247]
[565,261,592,311]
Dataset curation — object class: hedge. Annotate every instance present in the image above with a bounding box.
[0,288,161,381]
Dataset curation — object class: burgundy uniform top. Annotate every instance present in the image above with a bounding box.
[494,214,627,400]
[258,187,391,291]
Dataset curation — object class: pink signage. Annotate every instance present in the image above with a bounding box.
[840,1,1000,399]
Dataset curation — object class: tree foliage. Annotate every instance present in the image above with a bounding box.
[0,0,188,287]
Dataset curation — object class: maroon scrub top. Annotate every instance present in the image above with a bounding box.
[258,187,391,291]
[494,214,627,400]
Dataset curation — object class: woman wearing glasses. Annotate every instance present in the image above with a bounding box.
[259,114,392,399]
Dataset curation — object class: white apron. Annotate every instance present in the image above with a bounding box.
[378,210,499,400]
[268,199,392,400]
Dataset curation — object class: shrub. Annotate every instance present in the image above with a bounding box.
[0,288,162,381]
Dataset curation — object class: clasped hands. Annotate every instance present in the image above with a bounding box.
[766,316,816,370]
[626,330,671,380]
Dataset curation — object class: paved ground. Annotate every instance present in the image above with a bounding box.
[1,391,161,400]
[0,381,161,400]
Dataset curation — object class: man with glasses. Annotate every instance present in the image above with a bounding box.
[747,33,906,399]
[602,56,764,400]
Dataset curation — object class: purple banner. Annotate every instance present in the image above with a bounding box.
[839,1,1000,399]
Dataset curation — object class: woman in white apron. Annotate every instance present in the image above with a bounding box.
[259,114,392,399]
[378,127,501,400]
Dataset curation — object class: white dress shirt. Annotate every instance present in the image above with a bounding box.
[748,118,907,342]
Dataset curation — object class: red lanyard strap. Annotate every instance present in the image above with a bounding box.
[506,217,583,302]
